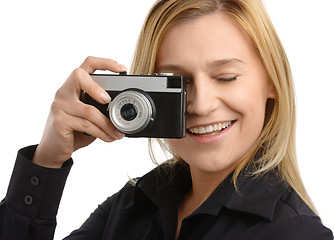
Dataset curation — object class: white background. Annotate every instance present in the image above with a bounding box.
[0,0,333,238]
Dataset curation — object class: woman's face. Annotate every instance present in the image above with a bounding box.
[156,13,275,176]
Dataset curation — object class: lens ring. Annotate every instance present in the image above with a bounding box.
[109,90,153,134]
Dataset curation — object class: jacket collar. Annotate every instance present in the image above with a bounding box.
[135,162,192,208]
[223,172,288,221]
[134,162,288,222]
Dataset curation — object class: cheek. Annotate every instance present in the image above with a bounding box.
[222,82,269,144]
[226,78,270,119]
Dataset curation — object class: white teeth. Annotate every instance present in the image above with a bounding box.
[199,127,205,134]
[206,125,213,132]
[188,121,233,135]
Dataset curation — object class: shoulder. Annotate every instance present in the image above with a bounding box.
[109,180,137,205]
[275,187,315,220]
[267,215,333,240]
[102,162,174,208]
[94,181,136,211]
[268,189,333,239]
[107,161,190,211]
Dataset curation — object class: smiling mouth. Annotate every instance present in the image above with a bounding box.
[187,120,236,137]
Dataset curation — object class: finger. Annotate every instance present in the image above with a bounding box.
[61,100,125,140]
[80,56,127,74]
[60,68,111,104]
[66,114,116,143]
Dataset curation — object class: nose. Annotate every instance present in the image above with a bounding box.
[187,75,219,116]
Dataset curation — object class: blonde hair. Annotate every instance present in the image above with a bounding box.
[130,0,317,214]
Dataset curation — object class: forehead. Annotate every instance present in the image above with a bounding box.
[156,12,256,68]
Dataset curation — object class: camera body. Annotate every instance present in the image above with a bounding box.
[84,72,187,138]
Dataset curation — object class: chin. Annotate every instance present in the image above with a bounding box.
[181,152,240,174]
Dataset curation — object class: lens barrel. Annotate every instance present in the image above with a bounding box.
[108,90,154,134]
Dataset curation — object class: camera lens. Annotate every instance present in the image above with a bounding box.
[120,104,137,121]
[109,90,155,134]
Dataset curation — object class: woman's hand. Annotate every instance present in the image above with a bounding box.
[33,57,126,168]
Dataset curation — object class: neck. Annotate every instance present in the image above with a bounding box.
[188,167,233,206]
[185,155,245,206]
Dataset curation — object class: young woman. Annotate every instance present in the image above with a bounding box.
[1,0,333,239]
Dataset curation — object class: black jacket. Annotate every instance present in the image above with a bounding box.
[0,145,333,239]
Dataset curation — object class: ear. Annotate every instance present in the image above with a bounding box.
[267,82,277,99]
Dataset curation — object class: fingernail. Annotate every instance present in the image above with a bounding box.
[106,135,115,142]
[100,92,111,103]
[114,129,125,139]
[117,63,127,71]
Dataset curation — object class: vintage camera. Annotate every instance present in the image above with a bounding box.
[83,72,187,138]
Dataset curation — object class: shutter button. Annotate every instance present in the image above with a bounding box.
[24,195,33,206]
[30,176,39,186]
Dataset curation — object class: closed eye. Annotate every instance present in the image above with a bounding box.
[216,76,238,82]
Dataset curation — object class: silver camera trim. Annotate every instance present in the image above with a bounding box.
[92,75,183,93]
[108,90,154,134]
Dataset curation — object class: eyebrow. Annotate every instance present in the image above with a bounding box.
[157,65,185,73]
[157,58,245,73]
[208,58,245,68]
